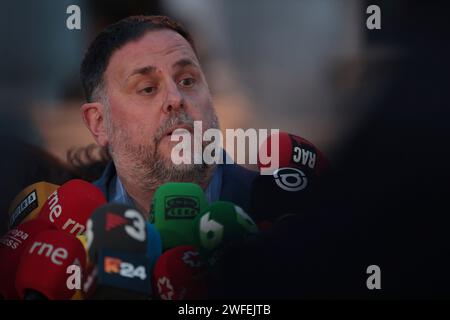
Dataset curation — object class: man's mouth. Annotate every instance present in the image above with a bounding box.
[165,124,194,137]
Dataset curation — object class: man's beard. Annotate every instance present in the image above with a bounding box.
[107,111,219,192]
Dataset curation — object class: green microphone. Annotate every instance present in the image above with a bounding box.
[192,201,259,266]
[150,182,208,250]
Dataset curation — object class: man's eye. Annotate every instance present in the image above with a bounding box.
[139,86,156,95]
[179,78,196,88]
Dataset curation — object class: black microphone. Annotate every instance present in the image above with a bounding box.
[84,203,155,299]
[251,131,330,223]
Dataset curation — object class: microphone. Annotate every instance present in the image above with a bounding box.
[69,234,90,300]
[258,131,329,175]
[152,245,207,300]
[192,201,259,266]
[150,182,208,250]
[146,222,162,271]
[7,182,59,228]
[76,234,89,263]
[84,203,154,299]
[37,179,106,236]
[252,132,330,222]
[0,219,55,299]
[15,229,87,300]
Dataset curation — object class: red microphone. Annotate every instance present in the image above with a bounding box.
[37,179,106,236]
[15,229,87,300]
[0,219,55,299]
[152,245,207,300]
[258,131,329,175]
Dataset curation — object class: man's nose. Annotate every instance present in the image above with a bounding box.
[162,80,184,114]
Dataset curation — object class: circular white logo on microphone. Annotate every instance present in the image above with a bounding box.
[273,167,308,192]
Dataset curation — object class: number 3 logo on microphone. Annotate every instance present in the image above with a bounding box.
[124,209,146,242]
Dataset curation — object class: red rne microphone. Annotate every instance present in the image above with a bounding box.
[152,245,207,300]
[37,179,106,236]
[0,219,55,299]
[15,229,87,300]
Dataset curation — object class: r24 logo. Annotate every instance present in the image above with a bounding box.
[104,256,147,280]
[120,262,147,280]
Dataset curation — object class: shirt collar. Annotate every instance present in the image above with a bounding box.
[110,164,223,209]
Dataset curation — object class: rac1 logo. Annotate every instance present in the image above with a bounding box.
[104,256,147,280]
[292,147,316,169]
[273,167,308,192]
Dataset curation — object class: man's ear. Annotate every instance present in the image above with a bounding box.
[81,102,109,147]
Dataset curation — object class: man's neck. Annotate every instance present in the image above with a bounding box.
[116,164,216,217]
[118,174,155,216]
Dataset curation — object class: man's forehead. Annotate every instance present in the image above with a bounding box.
[106,29,198,80]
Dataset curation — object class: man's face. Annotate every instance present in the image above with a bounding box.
[102,29,218,183]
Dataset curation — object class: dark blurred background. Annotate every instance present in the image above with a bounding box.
[1,0,450,298]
